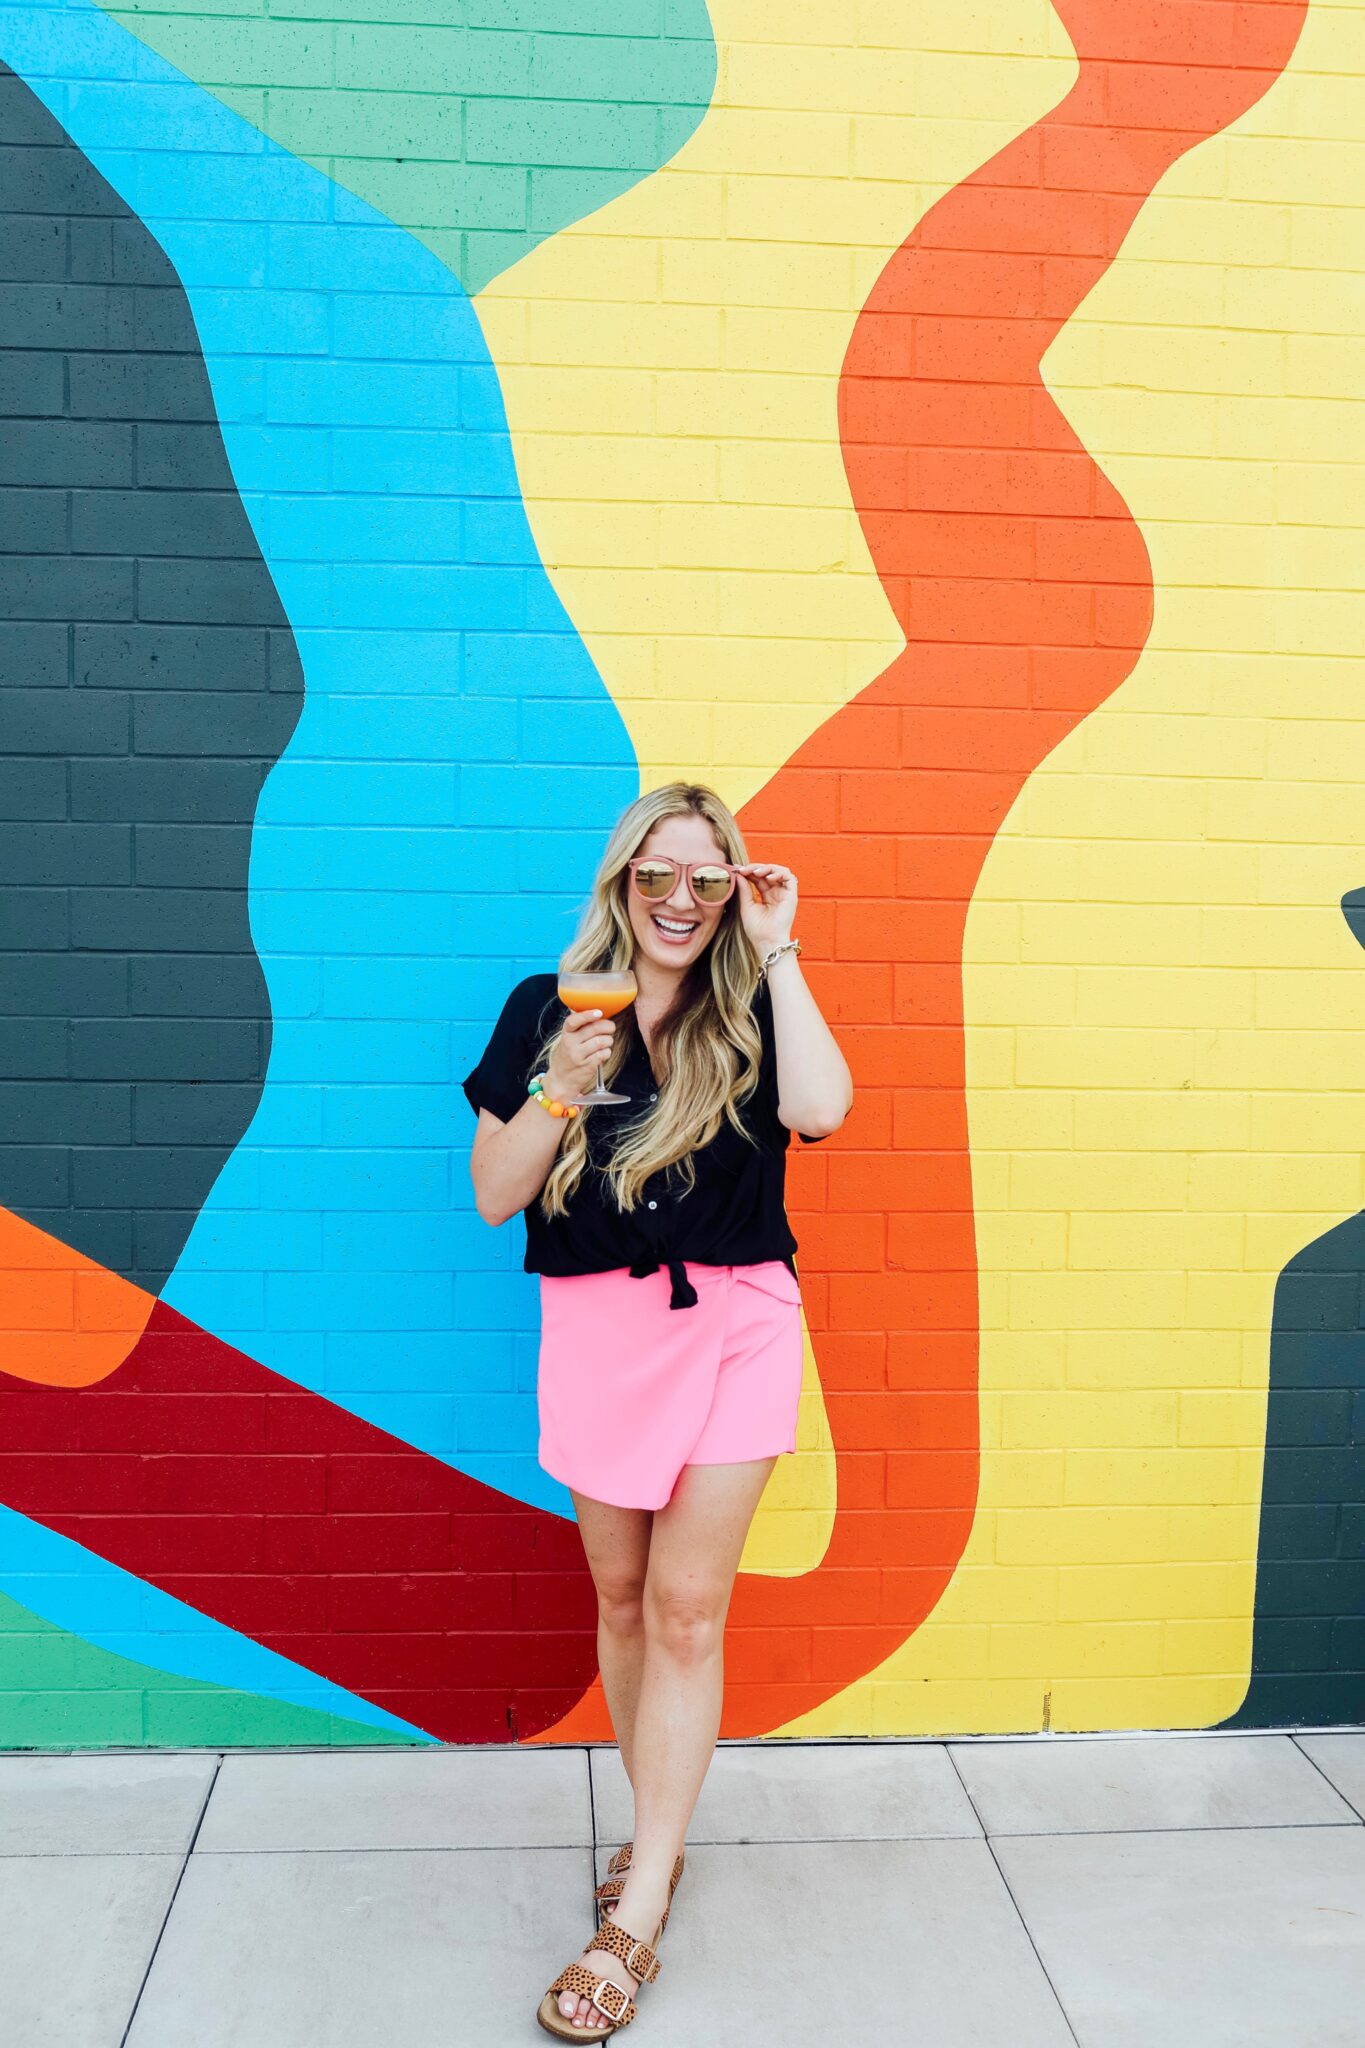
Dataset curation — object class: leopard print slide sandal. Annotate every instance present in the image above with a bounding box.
[594,1846,685,1928]
[537,1914,664,2039]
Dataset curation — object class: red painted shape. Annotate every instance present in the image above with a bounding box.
[541,0,1308,1742]
[0,1299,598,1742]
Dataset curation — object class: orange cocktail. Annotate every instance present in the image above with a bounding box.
[556,969,638,1105]
[558,977,637,1019]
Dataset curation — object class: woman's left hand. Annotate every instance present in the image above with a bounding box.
[735,862,798,952]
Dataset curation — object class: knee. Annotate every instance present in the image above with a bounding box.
[644,1581,726,1665]
[596,1573,646,1640]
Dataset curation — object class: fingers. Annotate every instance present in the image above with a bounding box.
[551,1044,613,1090]
[562,1014,615,1064]
[564,1009,615,1045]
[737,862,797,890]
[545,1008,616,1100]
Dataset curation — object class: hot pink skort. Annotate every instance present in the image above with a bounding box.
[537,1260,804,1510]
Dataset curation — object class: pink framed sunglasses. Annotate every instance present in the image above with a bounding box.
[626,855,742,907]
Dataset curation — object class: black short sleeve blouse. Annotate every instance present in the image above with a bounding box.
[460,972,824,1309]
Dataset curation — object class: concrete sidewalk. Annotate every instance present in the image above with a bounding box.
[2,1731,1363,2047]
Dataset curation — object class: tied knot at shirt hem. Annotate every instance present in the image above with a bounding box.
[628,1253,699,1310]
[460,974,829,1292]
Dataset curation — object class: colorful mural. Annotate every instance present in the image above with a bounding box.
[1,0,1361,1747]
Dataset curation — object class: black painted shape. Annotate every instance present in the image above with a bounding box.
[0,64,303,1291]
[1221,888,1365,1728]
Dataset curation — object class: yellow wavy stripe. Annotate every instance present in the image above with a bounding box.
[779,0,1364,1735]
[475,0,1072,817]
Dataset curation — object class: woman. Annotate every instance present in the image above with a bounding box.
[462,783,853,2037]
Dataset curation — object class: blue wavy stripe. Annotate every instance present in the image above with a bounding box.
[0,1506,431,1738]
[1,0,637,1535]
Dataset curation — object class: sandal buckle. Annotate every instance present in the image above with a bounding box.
[590,1977,629,2024]
[624,1939,652,1979]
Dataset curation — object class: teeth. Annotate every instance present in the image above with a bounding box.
[653,915,696,936]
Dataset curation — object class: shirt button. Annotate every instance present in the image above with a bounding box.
[647,1200,657,1210]
[650,1092,658,1101]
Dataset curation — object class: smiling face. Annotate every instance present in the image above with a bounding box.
[624,812,734,977]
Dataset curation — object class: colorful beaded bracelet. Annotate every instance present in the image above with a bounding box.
[527,1073,580,1119]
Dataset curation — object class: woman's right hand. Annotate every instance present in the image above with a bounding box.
[544,1009,615,1103]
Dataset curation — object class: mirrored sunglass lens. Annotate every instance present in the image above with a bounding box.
[691,867,732,902]
[634,861,676,897]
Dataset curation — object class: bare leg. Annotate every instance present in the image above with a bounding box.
[569,1491,653,1783]
[558,1458,776,2031]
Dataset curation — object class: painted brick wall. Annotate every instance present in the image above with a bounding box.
[1,0,1362,1747]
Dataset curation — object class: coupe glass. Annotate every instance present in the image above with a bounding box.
[556,969,638,1105]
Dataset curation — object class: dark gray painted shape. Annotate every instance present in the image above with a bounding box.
[0,62,303,1291]
[1220,888,1365,1727]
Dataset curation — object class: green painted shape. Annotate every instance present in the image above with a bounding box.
[101,0,717,294]
[0,1595,421,1749]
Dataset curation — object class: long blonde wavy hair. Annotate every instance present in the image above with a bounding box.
[535,783,764,1220]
